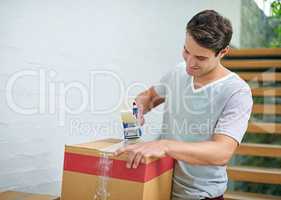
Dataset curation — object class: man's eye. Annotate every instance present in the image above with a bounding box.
[183,47,189,54]
[197,57,207,61]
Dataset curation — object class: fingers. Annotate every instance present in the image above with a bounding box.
[127,150,146,169]
[138,115,145,126]
[126,145,146,168]
[114,144,145,169]
[135,101,145,126]
[132,152,143,169]
[137,109,144,126]
[126,151,135,168]
[114,143,160,169]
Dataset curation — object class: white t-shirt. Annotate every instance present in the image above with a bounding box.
[153,62,253,200]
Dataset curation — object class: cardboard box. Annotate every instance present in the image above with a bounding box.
[61,138,174,200]
[0,191,59,200]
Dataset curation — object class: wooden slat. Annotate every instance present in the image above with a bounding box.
[251,88,281,97]
[236,143,281,157]
[238,72,281,81]
[226,48,281,58]
[225,191,281,200]
[252,104,281,114]
[247,122,281,134]
[225,49,281,199]
[227,166,281,184]
[222,60,281,69]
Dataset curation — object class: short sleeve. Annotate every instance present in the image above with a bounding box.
[214,87,253,144]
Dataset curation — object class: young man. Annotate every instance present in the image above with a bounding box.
[115,10,253,200]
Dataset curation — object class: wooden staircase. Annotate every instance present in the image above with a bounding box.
[222,48,281,200]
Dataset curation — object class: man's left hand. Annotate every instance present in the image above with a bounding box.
[114,140,168,169]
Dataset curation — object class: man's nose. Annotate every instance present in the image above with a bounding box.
[188,57,196,67]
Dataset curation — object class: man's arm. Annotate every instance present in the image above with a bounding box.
[115,134,238,169]
[135,86,165,114]
[163,134,238,166]
[116,87,252,169]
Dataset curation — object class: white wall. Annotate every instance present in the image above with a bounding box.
[0,0,241,196]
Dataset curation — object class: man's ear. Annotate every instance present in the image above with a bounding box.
[218,46,230,58]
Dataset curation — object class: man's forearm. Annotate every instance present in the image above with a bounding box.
[162,137,236,166]
[135,87,165,114]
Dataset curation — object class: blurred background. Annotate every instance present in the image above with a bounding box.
[0,0,280,197]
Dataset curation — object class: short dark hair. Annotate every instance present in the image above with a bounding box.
[186,10,233,56]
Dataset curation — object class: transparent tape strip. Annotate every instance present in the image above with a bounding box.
[93,152,113,200]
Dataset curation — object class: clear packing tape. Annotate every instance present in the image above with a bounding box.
[93,109,142,199]
[93,139,141,200]
[93,152,113,200]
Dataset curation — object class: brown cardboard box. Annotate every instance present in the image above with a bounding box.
[61,138,174,200]
[0,191,59,200]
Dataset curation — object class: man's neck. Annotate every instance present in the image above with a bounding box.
[193,64,231,89]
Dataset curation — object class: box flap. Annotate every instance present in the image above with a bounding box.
[73,138,123,150]
[65,138,160,163]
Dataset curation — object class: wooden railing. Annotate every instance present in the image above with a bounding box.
[222,48,281,200]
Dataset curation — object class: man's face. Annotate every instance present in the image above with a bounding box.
[182,34,223,77]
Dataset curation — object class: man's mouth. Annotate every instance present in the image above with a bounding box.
[190,66,200,70]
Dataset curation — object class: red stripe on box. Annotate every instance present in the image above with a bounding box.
[63,152,174,183]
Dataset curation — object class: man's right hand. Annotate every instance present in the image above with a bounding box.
[134,86,165,126]
[135,100,145,126]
